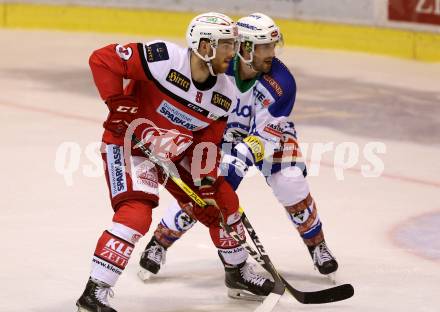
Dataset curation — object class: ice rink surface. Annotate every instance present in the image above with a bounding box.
[0,29,439,311]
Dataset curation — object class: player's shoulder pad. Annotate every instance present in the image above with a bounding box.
[138,40,186,80]
[263,58,297,117]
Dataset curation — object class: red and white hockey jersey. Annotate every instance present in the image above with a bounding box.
[89,40,238,179]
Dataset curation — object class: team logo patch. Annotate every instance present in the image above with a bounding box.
[291,208,312,226]
[145,42,169,62]
[166,69,191,92]
[175,210,196,231]
[115,44,132,61]
[244,40,253,52]
[263,74,283,97]
[211,92,232,112]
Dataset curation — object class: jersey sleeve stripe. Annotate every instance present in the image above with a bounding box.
[137,43,154,80]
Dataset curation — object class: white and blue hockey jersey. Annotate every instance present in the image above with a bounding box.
[220,56,304,189]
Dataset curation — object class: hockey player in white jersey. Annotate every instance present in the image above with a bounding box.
[139,13,338,295]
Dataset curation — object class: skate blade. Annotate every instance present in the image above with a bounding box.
[227,288,265,302]
[76,303,91,312]
[325,272,337,284]
[314,266,337,284]
[138,268,155,281]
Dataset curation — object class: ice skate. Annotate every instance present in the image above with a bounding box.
[138,236,167,281]
[308,240,338,282]
[225,262,275,301]
[76,277,116,312]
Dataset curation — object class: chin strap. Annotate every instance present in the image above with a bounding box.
[193,48,217,76]
[237,47,259,73]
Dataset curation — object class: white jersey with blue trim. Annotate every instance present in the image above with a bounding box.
[224,56,297,145]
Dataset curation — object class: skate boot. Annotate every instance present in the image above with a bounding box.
[76,277,116,312]
[138,236,167,280]
[225,262,275,301]
[308,240,338,275]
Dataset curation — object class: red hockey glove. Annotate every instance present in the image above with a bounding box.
[103,95,139,136]
[192,177,223,227]
[193,204,221,227]
[198,183,218,208]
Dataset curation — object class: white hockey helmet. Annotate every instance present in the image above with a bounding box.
[236,13,283,64]
[186,12,238,75]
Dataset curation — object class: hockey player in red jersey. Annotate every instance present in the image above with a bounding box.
[76,12,274,312]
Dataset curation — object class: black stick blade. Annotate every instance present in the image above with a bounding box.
[281,277,354,304]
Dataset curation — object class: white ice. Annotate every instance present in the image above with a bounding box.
[0,29,439,312]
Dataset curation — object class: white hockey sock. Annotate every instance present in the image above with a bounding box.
[160,200,197,232]
[90,222,142,286]
[218,245,248,266]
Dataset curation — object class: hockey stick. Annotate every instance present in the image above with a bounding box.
[132,134,353,305]
[239,209,354,304]
[131,135,284,312]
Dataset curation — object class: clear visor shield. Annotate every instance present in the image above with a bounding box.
[238,33,284,64]
[195,37,239,61]
[193,37,239,76]
[213,38,240,55]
